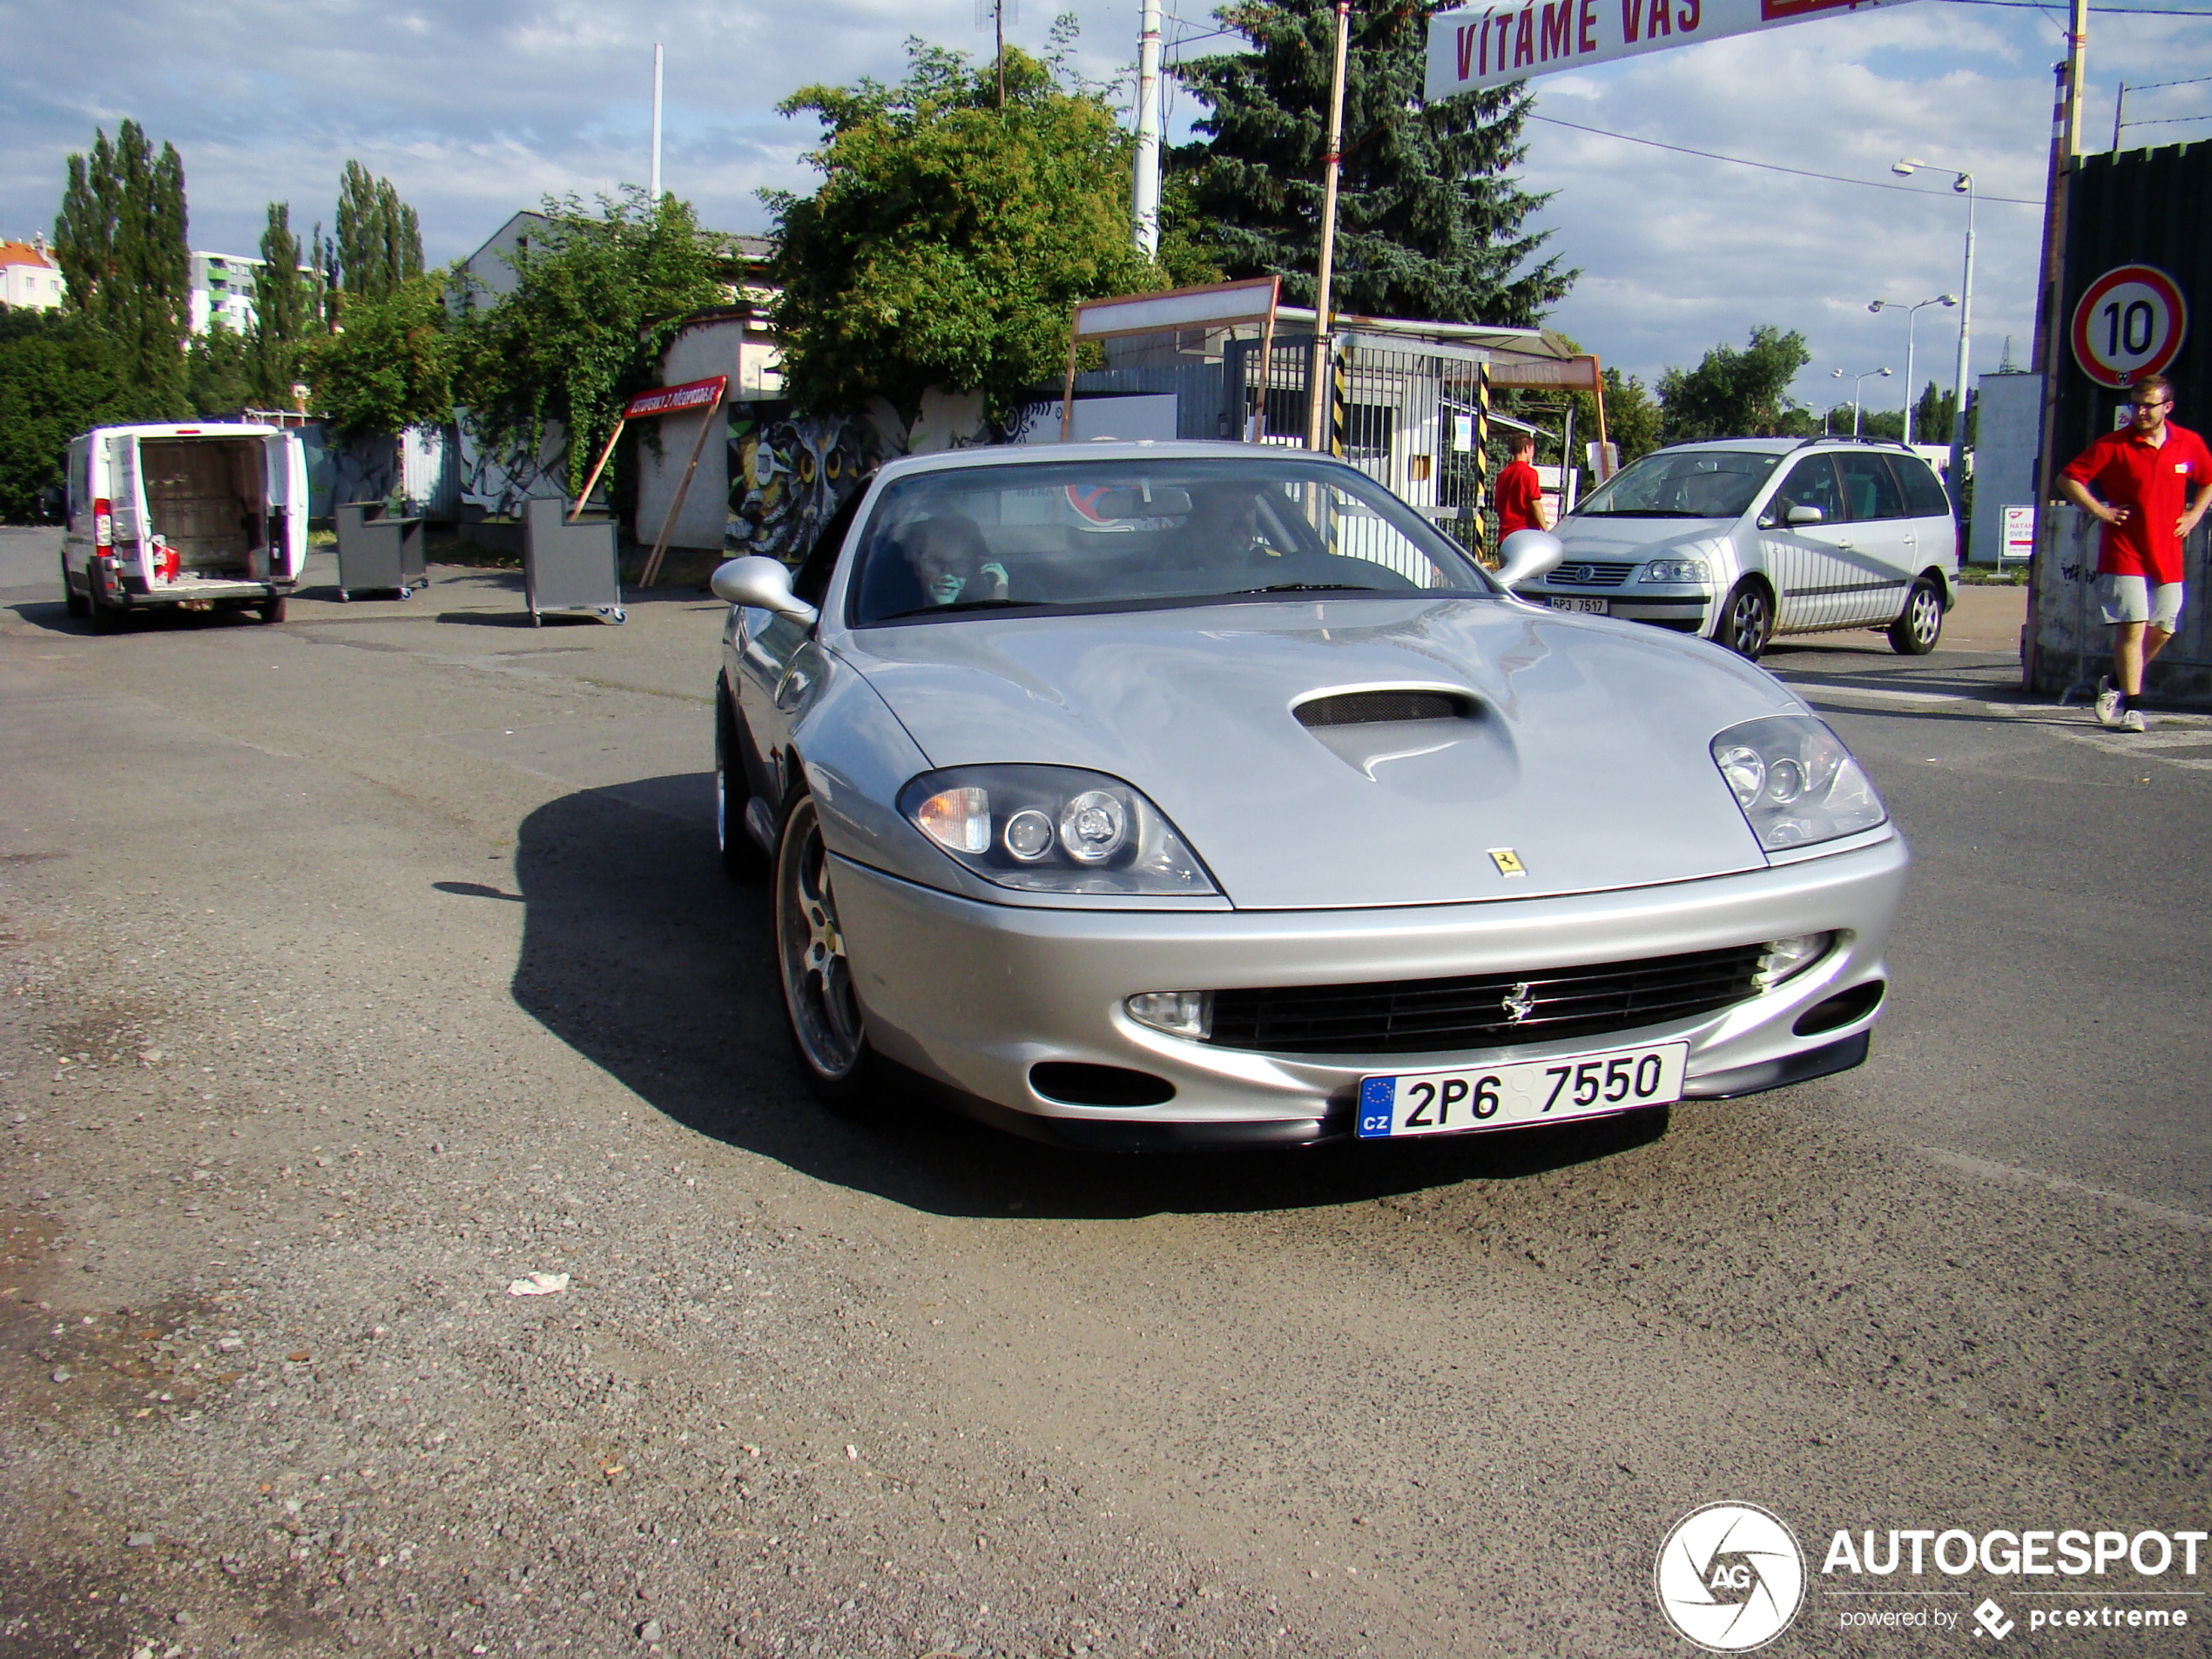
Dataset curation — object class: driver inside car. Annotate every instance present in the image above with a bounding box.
[907,515,1009,606]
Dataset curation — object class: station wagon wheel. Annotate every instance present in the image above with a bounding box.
[774,791,881,1108]
[1887,576,1944,656]
[1717,579,1771,660]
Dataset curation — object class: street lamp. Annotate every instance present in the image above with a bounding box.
[1869,294,1957,444]
[1893,158,1977,475]
[1831,367,1892,437]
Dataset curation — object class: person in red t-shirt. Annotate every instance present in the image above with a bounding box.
[2057,373,2212,732]
[1494,431,1547,543]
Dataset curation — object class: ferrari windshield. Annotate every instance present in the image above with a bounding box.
[847,456,1490,624]
[1573,449,1781,520]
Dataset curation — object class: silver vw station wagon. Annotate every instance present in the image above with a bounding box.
[1517,438,1960,660]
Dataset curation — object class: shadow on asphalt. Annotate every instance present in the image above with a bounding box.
[4,596,270,636]
[502,775,1672,1222]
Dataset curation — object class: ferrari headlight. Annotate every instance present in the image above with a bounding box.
[899,765,1217,895]
[1710,715,1885,852]
[1637,557,1709,585]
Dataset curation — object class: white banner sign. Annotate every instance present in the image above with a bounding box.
[1426,0,1903,98]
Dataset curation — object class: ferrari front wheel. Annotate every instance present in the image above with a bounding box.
[773,790,884,1111]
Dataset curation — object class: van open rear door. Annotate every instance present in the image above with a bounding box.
[109,432,148,577]
[263,431,307,582]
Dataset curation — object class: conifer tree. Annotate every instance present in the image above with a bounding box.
[334,162,424,306]
[1169,0,1569,326]
[249,202,314,407]
[51,120,191,410]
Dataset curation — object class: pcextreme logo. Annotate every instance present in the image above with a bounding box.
[1655,1501,1808,1651]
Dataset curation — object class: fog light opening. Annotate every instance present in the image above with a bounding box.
[1793,981,1885,1036]
[1028,1063,1177,1108]
[1754,932,1834,991]
[1124,990,1211,1040]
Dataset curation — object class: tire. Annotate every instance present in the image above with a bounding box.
[257,595,287,625]
[1887,575,1944,655]
[714,676,767,880]
[61,556,89,619]
[1716,579,1772,660]
[87,583,126,635]
[773,789,885,1111]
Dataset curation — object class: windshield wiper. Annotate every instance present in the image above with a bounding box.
[1224,582,1379,596]
[873,597,1039,621]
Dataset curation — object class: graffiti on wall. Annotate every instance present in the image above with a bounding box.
[726,409,878,561]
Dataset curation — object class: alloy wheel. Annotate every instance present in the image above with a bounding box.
[776,797,866,1081]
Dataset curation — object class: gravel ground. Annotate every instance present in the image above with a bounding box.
[3,536,2208,1658]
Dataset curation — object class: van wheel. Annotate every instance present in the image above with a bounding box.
[774,790,887,1114]
[257,596,287,625]
[1887,577,1944,655]
[87,587,126,635]
[1716,580,1771,660]
[714,678,767,880]
[61,557,90,619]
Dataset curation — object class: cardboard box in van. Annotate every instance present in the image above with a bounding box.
[62,422,307,630]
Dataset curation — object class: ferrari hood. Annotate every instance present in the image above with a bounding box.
[838,597,1799,909]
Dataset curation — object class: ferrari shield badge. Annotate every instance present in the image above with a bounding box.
[1488,847,1527,878]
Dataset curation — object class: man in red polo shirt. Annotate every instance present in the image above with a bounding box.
[2057,373,2212,732]
[1494,430,1547,543]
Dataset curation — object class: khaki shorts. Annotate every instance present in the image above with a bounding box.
[2100,575,2184,631]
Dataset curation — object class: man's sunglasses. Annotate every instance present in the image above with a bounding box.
[2130,399,2172,412]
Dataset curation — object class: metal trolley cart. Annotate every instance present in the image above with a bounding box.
[334,502,428,602]
[522,499,625,626]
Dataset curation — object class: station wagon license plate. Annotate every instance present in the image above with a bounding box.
[1547,597,1608,614]
[1356,1042,1687,1139]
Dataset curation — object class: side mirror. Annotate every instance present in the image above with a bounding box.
[1495,528,1565,590]
[1786,504,1825,527]
[711,556,819,625]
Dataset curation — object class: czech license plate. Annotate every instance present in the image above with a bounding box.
[1548,596,1609,614]
[1356,1042,1687,1139]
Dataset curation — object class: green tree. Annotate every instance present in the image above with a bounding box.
[1657,326,1811,442]
[305,273,462,439]
[459,189,728,496]
[186,319,254,415]
[0,310,138,519]
[51,120,191,412]
[250,202,314,407]
[1601,367,1664,464]
[1168,0,1569,325]
[1912,380,1957,447]
[334,162,424,306]
[765,34,1163,421]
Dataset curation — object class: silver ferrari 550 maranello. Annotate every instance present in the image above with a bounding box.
[709,442,1906,1150]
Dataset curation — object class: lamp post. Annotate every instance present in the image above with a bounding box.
[1869,294,1957,444]
[1893,158,1977,475]
[1831,367,1892,437]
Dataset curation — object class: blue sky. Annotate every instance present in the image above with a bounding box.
[2,0,2206,417]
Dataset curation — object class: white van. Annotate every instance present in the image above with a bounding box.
[60,422,308,631]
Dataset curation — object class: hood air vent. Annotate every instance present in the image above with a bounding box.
[1295,689,1474,727]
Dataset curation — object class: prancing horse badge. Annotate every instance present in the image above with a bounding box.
[1488,847,1527,878]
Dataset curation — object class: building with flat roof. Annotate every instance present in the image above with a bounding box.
[1,236,65,311]
[190,250,264,334]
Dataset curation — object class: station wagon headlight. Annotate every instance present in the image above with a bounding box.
[899,765,1218,895]
[1637,557,1709,585]
[1710,716,1885,852]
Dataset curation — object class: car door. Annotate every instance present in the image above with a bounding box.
[1831,453,1919,625]
[1757,455,1858,631]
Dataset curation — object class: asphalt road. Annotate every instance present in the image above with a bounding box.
[3,526,2207,1659]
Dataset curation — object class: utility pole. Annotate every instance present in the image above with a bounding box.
[649,43,664,200]
[1133,0,1163,259]
[1305,0,1351,452]
[996,0,1008,109]
[2025,0,2087,681]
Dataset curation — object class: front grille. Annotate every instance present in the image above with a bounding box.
[1546,560,1638,589]
[1204,944,1767,1055]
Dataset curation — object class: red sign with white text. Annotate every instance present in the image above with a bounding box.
[623,376,728,420]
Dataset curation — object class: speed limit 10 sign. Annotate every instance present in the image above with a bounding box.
[2071,264,2188,388]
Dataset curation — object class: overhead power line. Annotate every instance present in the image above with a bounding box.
[1528,114,2043,204]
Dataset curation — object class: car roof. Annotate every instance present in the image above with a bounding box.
[871,439,1360,482]
[1649,436,1923,457]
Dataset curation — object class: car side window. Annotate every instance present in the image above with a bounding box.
[1888,455,1954,519]
[1770,456,1842,524]
[1835,453,1908,522]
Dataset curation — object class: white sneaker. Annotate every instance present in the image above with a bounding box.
[2095,687,2121,726]
[2121,709,2147,733]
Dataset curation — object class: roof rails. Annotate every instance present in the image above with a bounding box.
[1791,434,1917,451]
